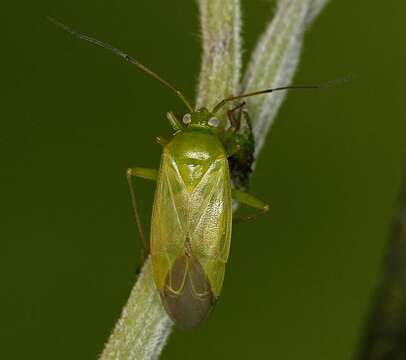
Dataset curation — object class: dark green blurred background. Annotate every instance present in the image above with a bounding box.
[1,0,405,359]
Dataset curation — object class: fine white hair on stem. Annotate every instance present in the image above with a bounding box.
[243,0,330,158]
[196,0,242,113]
[306,0,330,25]
[100,0,329,359]
[100,259,172,360]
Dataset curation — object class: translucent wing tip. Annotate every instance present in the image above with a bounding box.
[160,255,216,330]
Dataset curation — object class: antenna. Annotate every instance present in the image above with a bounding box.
[212,85,319,115]
[47,17,194,112]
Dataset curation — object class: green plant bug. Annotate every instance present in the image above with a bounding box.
[48,17,319,329]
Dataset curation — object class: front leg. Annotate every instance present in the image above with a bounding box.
[227,102,246,131]
[223,105,255,189]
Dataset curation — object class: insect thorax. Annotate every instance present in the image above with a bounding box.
[164,126,227,190]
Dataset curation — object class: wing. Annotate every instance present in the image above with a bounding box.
[150,152,232,328]
[150,153,232,295]
[150,152,218,329]
[150,152,189,290]
[189,156,232,297]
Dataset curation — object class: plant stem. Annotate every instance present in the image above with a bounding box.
[357,174,406,360]
[100,259,172,360]
[243,0,330,158]
[196,0,242,114]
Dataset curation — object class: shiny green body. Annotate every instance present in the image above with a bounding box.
[151,124,232,329]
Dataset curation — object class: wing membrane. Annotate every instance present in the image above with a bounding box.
[150,153,189,289]
[189,157,232,296]
[150,153,232,298]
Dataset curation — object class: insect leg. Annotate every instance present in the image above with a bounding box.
[126,167,158,257]
[227,102,246,131]
[127,167,158,180]
[223,104,245,156]
[156,136,169,147]
[232,189,270,223]
[166,111,183,132]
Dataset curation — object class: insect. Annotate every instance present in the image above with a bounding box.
[48,17,318,329]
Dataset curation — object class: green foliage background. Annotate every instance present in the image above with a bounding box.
[1,0,405,358]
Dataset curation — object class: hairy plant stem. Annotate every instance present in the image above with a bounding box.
[100,259,171,360]
[196,0,242,114]
[244,0,330,158]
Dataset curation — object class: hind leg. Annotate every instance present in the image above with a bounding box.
[232,189,270,223]
[126,167,158,258]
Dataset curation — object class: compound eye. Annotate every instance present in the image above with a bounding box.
[208,117,220,127]
[183,113,192,125]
